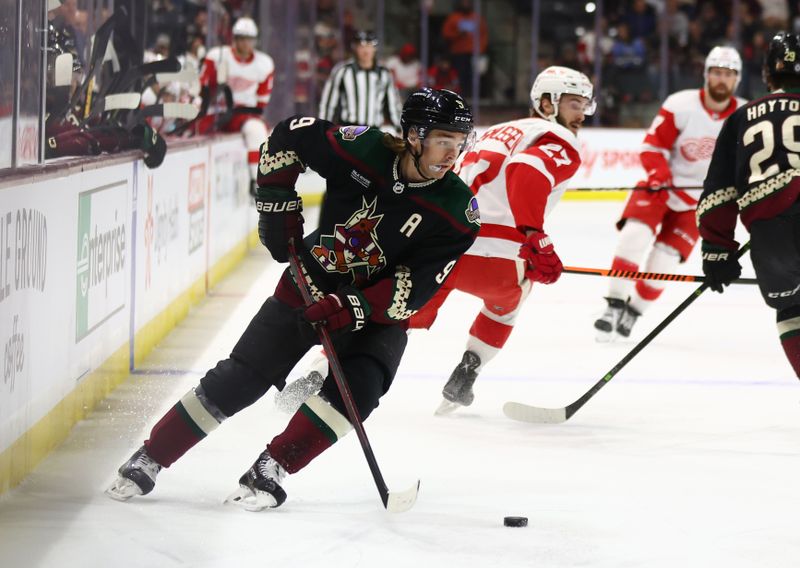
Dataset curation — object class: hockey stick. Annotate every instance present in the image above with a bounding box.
[135,102,199,120]
[566,185,704,192]
[504,242,752,424]
[83,92,142,122]
[563,265,758,285]
[101,57,182,100]
[155,68,199,85]
[287,240,419,513]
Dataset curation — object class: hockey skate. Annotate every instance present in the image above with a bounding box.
[593,297,626,342]
[225,449,287,511]
[435,351,481,416]
[106,445,163,501]
[616,304,641,338]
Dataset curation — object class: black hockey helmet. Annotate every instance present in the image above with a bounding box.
[400,88,474,140]
[352,30,378,46]
[764,32,800,84]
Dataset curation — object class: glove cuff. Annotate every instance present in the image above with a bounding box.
[255,187,303,215]
[701,240,736,254]
[336,286,372,331]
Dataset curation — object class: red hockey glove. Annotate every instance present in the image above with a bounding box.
[303,287,371,333]
[256,187,304,263]
[641,151,673,191]
[635,180,669,204]
[701,241,741,293]
[519,230,563,285]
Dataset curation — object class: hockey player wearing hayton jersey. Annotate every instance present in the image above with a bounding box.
[699,32,800,379]
[277,66,593,415]
[106,88,479,509]
[199,17,275,193]
[594,46,747,340]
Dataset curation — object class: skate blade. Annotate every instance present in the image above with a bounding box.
[105,477,142,502]
[434,399,462,416]
[224,486,278,512]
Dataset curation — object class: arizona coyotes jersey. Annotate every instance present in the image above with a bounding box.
[453,117,581,259]
[200,46,274,108]
[643,89,746,211]
[699,90,800,250]
[258,117,480,322]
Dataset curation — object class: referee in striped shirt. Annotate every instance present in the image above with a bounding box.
[318,30,402,131]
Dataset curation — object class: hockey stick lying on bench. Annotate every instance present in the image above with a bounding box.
[287,239,419,513]
[563,265,758,285]
[504,242,751,424]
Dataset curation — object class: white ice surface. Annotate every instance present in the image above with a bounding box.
[1,200,798,568]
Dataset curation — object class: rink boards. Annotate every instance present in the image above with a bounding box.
[0,135,256,493]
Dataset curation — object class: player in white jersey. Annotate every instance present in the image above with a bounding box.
[412,66,593,413]
[593,46,746,340]
[273,66,593,416]
[199,17,275,194]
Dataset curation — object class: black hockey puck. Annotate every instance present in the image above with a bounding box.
[503,516,528,527]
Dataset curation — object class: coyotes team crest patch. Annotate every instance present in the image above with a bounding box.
[311,197,387,278]
[339,125,370,141]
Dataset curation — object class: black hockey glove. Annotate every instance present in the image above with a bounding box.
[701,241,741,293]
[303,287,371,334]
[132,124,167,169]
[255,187,304,263]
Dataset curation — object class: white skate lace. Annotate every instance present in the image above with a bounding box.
[257,455,285,482]
[132,451,160,476]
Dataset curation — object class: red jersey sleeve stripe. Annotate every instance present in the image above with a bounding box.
[643,108,678,151]
[257,72,274,107]
[199,58,217,89]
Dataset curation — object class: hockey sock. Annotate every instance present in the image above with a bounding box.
[608,220,653,299]
[463,336,498,372]
[608,257,638,299]
[145,386,226,467]
[268,394,353,473]
[777,307,800,378]
[469,310,513,349]
[629,242,681,314]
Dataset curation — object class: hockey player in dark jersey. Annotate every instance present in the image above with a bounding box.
[106,88,479,509]
[698,32,800,378]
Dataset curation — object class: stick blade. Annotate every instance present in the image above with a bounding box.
[503,401,568,424]
[103,92,141,110]
[385,480,420,513]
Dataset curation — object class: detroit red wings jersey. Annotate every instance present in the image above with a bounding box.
[643,89,746,211]
[200,46,275,108]
[453,118,581,259]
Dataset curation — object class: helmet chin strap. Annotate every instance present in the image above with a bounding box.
[405,137,434,181]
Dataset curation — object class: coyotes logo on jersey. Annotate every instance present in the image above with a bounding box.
[311,197,386,279]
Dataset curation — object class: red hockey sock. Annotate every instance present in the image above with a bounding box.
[780,333,800,378]
[145,389,223,467]
[635,280,664,301]
[777,309,800,378]
[469,311,513,349]
[611,257,638,272]
[268,395,353,473]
